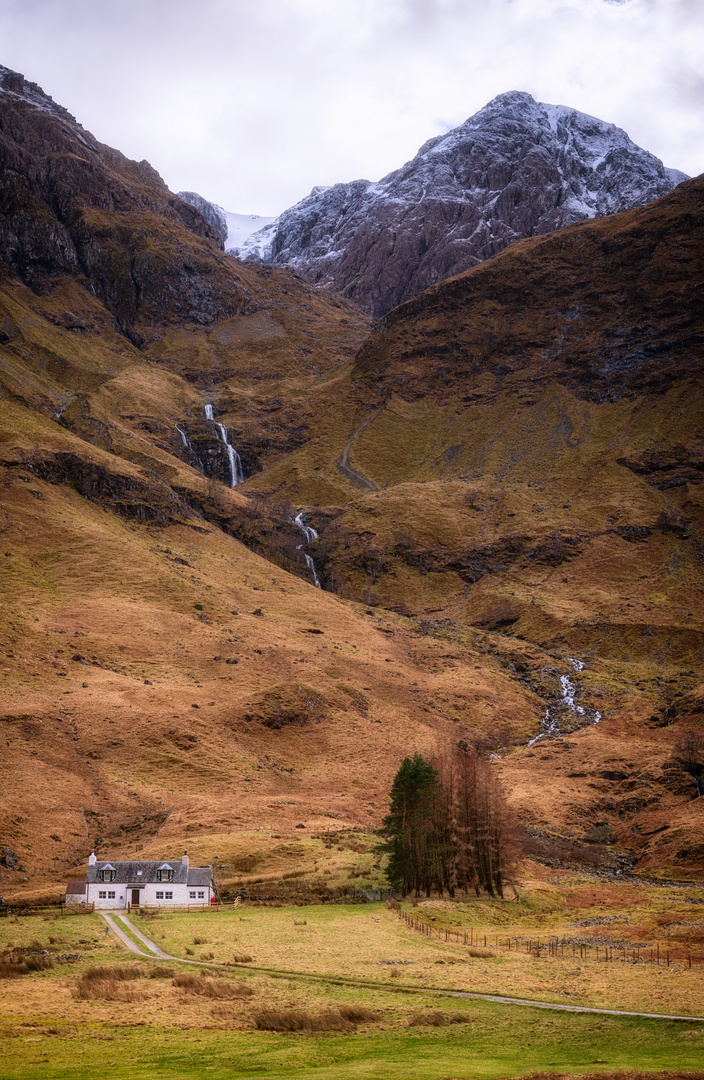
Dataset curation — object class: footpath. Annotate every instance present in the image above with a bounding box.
[99,911,704,1023]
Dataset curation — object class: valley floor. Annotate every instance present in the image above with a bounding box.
[1,882,703,1079]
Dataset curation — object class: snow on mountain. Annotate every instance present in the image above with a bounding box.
[239,91,688,317]
[176,192,274,253]
[223,211,276,253]
[0,64,79,123]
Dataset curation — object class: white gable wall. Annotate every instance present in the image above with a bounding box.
[86,881,212,908]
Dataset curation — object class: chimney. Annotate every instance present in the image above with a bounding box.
[182,850,189,868]
[88,851,97,866]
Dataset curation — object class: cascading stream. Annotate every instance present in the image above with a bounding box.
[528,657,601,746]
[175,424,203,469]
[293,511,322,589]
[203,406,245,487]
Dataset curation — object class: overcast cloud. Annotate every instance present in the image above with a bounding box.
[0,0,701,215]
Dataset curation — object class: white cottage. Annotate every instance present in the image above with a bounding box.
[66,851,214,909]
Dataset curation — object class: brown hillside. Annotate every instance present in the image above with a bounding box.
[239,179,704,877]
[0,68,534,900]
[0,65,701,892]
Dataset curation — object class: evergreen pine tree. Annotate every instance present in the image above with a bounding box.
[377,753,440,896]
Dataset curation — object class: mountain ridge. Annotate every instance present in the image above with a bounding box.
[239,90,687,316]
[0,66,701,894]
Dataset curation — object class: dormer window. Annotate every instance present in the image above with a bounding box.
[156,863,174,882]
[99,864,117,883]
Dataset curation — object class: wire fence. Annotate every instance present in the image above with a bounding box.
[387,899,697,969]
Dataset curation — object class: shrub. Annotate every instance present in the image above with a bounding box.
[252,1008,368,1032]
[73,967,146,1001]
[148,965,175,979]
[337,1005,376,1024]
[78,965,143,982]
[408,1010,448,1027]
[193,936,208,945]
[73,980,145,1002]
[233,953,253,963]
[0,948,54,979]
[172,974,254,999]
[408,1010,466,1027]
[467,947,495,958]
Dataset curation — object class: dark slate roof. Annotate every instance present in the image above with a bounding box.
[186,867,212,887]
[86,860,211,885]
[65,879,86,894]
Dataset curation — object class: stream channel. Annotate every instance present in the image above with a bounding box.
[528,658,601,745]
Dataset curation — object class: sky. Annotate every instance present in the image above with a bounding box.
[1,0,702,216]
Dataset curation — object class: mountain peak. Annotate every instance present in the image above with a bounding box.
[0,64,77,123]
[241,92,687,317]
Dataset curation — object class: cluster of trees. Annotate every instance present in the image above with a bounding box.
[674,730,704,798]
[378,744,513,899]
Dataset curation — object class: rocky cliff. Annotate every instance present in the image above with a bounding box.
[242,91,687,317]
[0,64,255,344]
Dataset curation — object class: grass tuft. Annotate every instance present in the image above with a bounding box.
[252,1005,375,1031]
[408,1010,466,1027]
[77,965,144,982]
[0,947,53,978]
[172,974,254,999]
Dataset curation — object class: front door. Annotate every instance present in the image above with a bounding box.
[131,889,140,907]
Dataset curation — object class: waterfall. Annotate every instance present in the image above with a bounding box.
[294,511,322,589]
[203,406,245,487]
[528,657,601,745]
[175,424,203,469]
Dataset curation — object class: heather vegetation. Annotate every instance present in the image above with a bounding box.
[0,60,702,1080]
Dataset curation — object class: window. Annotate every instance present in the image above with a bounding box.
[165,891,173,899]
[198,891,204,899]
[98,890,106,899]
[108,891,115,899]
[99,868,116,883]
[157,867,174,882]
[189,891,196,899]
[156,891,164,899]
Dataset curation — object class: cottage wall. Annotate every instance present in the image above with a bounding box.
[87,881,211,908]
[76,856,213,908]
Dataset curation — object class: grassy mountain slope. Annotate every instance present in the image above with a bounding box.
[0,64,701,893]
[236,179,704,877]
[0,69,533,899]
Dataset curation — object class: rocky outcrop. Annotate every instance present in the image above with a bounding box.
[242,91,687,317]
[352,174,704,404]
[0,65,245,342]
[176,190,228,241]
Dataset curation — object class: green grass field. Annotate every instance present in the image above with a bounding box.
[1,901,703,1080]
[3,998,704,1080]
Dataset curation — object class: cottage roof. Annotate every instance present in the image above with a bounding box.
[186,867,212,887]
[65,879,86,894]
[86,860,212,886]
